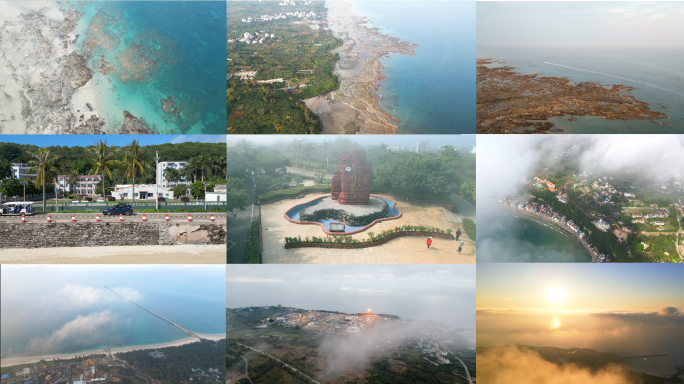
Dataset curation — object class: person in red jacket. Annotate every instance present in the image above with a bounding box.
[426,237,433,249]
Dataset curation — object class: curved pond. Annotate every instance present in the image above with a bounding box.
[285,196,399,233]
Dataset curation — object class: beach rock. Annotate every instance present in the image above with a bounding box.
[120,111,154,134]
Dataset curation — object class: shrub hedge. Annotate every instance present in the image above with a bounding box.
[462,218,476,241]
[246,221,260,264]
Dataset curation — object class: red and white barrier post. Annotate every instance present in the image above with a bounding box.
[96,214,100,223]
[119,214,123,222]
[21,214,25,224]
[47,214,51,224]
[71,214,75,223]
[142,213,146,222]
[210,213,215,222]
[188,214,192,222]
[165,213,169,222]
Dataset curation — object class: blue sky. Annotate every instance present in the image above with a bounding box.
[0,135,226,147]
[478,2,684,48]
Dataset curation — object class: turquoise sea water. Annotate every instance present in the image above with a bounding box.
[65,1,226,134]
[350,1,476,134]
[478,208,591,262]
[0,267,225,359]
[478,46,684,133]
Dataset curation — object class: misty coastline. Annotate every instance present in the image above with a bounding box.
[0,333,226,367]
[499,202,594,261]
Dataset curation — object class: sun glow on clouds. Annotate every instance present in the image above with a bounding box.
[547,288,565,304]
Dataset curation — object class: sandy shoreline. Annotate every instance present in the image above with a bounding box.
[305,0,417,134]
[1,334,226,367]
[0,244,226,264]
[501,204,594,260]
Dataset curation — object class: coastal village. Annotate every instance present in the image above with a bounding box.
[238,307,463,366]
[501,168,684,262]
[501,197,610,263]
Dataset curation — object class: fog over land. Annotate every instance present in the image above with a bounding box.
[477,135,684,261]
[226,265,476,330]
[478,264,684,377]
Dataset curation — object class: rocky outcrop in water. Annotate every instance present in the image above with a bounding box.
[119,111,153,134]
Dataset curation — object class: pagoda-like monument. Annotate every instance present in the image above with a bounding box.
[331,149,372,205]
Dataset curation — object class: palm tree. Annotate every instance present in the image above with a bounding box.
[27,148,59,212]
[163,167,178,188]
[181,162,196,184]
[196,154,209,182]
[66,167,80,197]
[209,156,226,181]
[121,140,151,203]
[88,140,120,201]
[0,159,12,180]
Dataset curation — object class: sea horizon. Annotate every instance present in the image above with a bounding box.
[478,45,684,133]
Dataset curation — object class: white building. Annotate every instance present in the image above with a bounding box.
[206,184,226,202]
[11,163,36,181]
[56,175,102,195]
[156,161,189,188]
[111,184,174,200]
[416,140,430,154]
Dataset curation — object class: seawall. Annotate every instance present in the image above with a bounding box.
[0,223,226,249]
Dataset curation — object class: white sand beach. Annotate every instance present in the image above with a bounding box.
[1,334,226,367]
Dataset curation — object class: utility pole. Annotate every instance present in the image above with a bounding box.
[155,151,159,211]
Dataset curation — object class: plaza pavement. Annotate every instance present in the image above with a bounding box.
[260,193,476,264]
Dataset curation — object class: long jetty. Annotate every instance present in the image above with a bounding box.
[103,286,200,339]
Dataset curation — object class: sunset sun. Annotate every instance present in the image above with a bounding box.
[547,289,565,303]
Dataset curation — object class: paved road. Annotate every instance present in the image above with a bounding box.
[0,212,226,223]
[237,343,320,384]
[286,166,333,179]
[439,341,473,384]
[449,195,476,223]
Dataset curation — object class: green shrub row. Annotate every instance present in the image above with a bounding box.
[285,225,452,244]
[462,218,476,241]
[246,221,260,264]
[258,185,329,202]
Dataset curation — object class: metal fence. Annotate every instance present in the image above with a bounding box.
[31,201,228,212]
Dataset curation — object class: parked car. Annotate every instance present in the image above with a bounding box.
[103,203,133,216]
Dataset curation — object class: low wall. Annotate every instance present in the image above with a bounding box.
[299,201,389,227]
[0,223,226,249]
[284,231,453,249]
[284,195,402,235]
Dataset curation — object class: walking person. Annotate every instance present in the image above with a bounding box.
[426,237,432,250]
[455,229,461,240]
[456,241,464,254]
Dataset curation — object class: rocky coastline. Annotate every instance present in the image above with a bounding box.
[477,59,668,133]
[305,0,418,134]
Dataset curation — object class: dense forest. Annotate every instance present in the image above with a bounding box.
[227,1,342,134]
[0,141,227,199]
[226,138,476,205]
[115,339,226,384]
